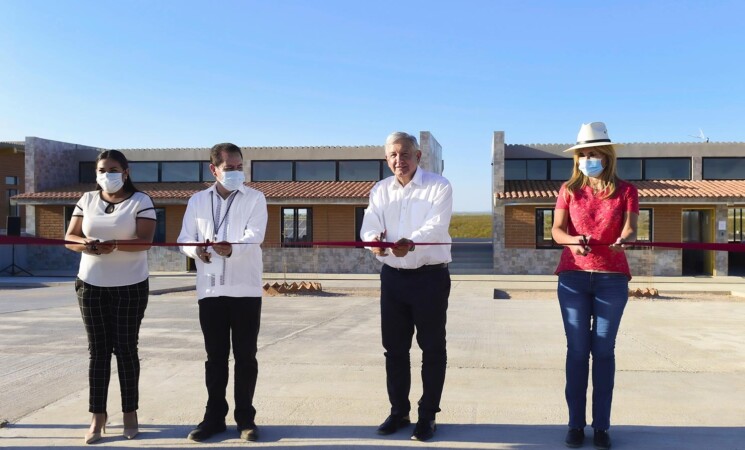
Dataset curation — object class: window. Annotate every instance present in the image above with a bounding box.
[550,159,574,181]
[162,162,200,182]
[340,161,381,181]
[7,189,18,217]
[281,207,312,246]
[644,158,690,180]
[5,176,18,185]
[703,158,745,180]
[637,208,652,242]
[129,162,159,182]
[253,161,293,181]
[154,208,166,243]
[535,208,560,249]
[526,160,547,180]
[617,158,642,180]
[202,162,215,182]
[295,161,335,181]
[505,160,526,180]
[730,208,744,243]
[506,159,573,181]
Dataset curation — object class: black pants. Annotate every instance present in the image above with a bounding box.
[380,265,450,421]
[198,296,262,428]
[76,278,149,414]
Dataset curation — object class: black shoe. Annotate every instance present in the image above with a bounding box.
[565,427,585,448]
[411,419,436,441]
[239,424,259,442]
[376,414,411,435]
[187,421,226,442]
[593,429,611,450]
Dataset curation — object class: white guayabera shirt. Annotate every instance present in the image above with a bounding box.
[360,167,453,269]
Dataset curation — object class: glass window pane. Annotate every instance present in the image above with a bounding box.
[550,159,573,181]
[80,162,96,183]
[282,208,295,241]
[5,176,18,185]
[253,161,293,181]
[297,208,309,240]
[637,209,651,241]
[703,158,745,180]
[526,160,547,180]
[129,162,159,182]
[644,158,690,180]
[202,162,215,182]
[295,161,335,181]
[617,158,642,180]
[339,160,381,181]
[162,162,200,182]
[541,210,553,243]
[7,189,18,216]
[505,160,526,180]
[728,208,735,242]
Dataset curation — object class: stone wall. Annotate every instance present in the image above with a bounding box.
[263,247,382,273]
[492,246,682,277]
[24,137,99,235]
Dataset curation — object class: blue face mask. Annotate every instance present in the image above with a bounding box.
[578,157,604,177]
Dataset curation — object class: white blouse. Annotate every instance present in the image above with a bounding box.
[73,190,157,287]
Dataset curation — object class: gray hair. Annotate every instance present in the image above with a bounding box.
[385,131,419,150]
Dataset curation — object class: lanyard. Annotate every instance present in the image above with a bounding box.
[210,190,238,239]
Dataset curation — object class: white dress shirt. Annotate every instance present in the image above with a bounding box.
[360,167,452,269]
[178,184,268,299]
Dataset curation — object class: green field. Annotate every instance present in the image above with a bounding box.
[448,213,492,238]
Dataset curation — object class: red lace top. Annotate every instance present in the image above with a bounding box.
[554,180,639,279]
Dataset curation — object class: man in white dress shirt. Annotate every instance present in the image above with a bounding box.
[360,131,453,441]
[178,143,268,443]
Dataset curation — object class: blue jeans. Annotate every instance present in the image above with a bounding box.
[557,271,628,431]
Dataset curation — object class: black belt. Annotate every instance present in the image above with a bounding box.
[386,263,448,273]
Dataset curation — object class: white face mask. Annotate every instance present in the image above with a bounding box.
[97,172,124,194]
[219,170,245,191]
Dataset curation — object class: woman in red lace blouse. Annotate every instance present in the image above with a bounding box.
[551,122,638,450]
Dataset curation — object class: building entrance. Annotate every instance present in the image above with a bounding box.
[682,210,714,276]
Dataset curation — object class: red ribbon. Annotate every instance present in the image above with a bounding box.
[0,236,744,252]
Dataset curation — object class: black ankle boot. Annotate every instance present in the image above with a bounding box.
[593,429,611,450]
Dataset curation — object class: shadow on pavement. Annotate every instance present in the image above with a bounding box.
[3,423,743,449]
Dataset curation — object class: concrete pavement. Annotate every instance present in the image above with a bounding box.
[0,273,744,449]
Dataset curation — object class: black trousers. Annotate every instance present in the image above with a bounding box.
[76,278,149,414]
[198,296,262,428]
[380,264,450,421]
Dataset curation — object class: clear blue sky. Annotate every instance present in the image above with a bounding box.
[2,0,744,211]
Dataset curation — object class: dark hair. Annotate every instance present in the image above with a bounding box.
[210,143,243,166]
[95,150,138,193]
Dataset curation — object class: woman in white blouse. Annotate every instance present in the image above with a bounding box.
[64,150,156,444]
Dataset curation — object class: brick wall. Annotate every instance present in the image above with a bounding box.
[35,206,65,238]
[505,205,536,248]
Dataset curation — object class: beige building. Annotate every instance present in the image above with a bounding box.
[11,133,445,273]
[492,131,745,277]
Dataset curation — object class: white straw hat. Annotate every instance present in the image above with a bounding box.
[564,122,621,152]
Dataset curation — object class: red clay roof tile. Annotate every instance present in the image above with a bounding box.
[13,181,377,202]
[496,180,745,200]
